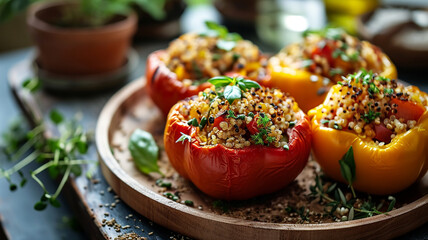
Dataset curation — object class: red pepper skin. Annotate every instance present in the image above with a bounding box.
[164,103,312,200]
[146,50,211,116]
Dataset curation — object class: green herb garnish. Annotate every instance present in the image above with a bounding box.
[22,78,41,93]
[187,118,199,127]
[0,110,94,211]
[362,110,380,123]
[128,129,161,175]
[339,146,356,198]
[176,132,192,144]
[208,76,260,104]
[203,21,243,51]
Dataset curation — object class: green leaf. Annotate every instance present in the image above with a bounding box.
[34,201,47,211]
[128,129,161,175]
[339,146,356,185]
[240,79,261,90]
[20,178,27,187]
[22,78,41,93]
[326,182,337,193]
[48,166,60,179]
[208,76,232,87]
[337,188,347,205]
[49,198,61,208]
[187,118,199,127]
[348,207,355,220]
[387,196,396,212]
[133,0,166,20]
[9,183,17,191]
[49,110,64,125]
[223,85,241,104]
[184,200,194,207]
[199,117,207,129]
[205,21,228,38]
[70,165,82,176]
[216,39,236,51]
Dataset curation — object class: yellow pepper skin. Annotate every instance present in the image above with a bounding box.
[308,86,428,195]
[266,46,397,113]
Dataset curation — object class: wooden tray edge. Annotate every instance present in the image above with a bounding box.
[95,79,428,240]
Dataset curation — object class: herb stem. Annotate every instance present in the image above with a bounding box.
[10,135,40,162]
[350,185,356,198]
[2,151,39,177]
[52,160,72,199]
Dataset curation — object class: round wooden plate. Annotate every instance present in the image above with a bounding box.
[96,78,428,240]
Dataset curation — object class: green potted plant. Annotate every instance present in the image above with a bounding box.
[24,0,166,75]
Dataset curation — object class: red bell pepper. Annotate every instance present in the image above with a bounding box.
[164,102,312,200]
[146,50,211,116]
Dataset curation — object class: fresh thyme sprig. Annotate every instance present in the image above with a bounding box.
[309,147,396,221]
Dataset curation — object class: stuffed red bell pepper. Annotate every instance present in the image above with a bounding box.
[164,76,312,200]
[146,22,268,116]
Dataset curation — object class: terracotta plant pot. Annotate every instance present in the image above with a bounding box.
[27,1,137,75]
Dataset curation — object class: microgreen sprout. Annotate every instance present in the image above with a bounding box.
[0,110,95,211]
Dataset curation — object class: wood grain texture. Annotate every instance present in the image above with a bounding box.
[96,79,428,240]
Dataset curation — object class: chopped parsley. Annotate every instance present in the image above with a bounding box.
[362,110,381,123]
[187,118,198,127]
[384,88,394,95]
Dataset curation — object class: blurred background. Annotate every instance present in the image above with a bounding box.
[1,0,428,70]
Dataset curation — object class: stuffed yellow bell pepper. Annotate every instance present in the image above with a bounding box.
[266,28,397,112]
[308,70,428,195]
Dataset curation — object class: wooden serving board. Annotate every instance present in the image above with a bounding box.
[96,78,428,240]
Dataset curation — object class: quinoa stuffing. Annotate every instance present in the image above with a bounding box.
[160,23,267,86]
[176,77,301,149]
[314,70,428,144]
[269,28,388,83]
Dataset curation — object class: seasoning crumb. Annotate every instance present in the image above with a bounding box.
[100,190,105,195]
[107,187,112,192]
[148,232,154,236]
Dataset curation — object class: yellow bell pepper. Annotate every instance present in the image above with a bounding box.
[308,86,428,195]
[266,40,397,113]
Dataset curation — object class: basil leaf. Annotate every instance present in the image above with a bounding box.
[128,129,161,175]
[216,39,236,51]
[237,81,246,91]
[205,21,228,38]
[224,85,242,104]
[225,32,242,41]
[208,76,232,87]
[241,79,261,89]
